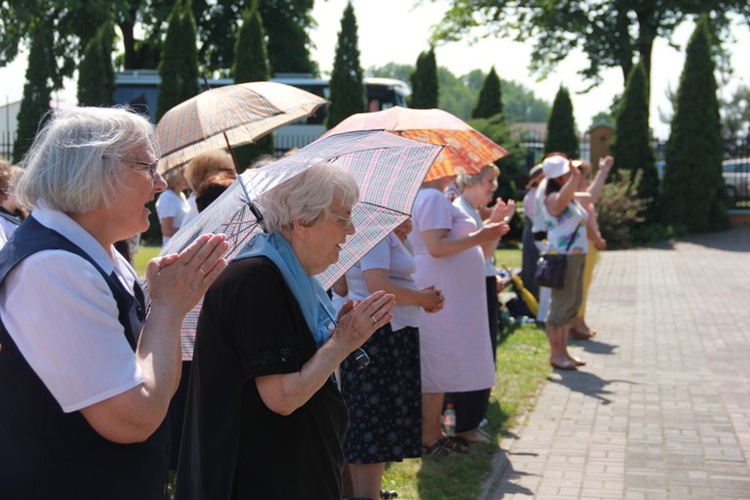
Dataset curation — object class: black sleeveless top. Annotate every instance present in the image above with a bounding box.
[0,217,170,499]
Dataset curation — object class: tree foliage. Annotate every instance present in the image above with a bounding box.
[596,170,649,249]
[472,66,503,119]
[660,17,729,233]
[0,0,317,82]
[326,2,365,129]
[77,21,116,107]
[544,86,579,159]
[721,83,750,144]
[232,3,274,169]
[410,47,439,109]
[610,61,658,221]
[367,64,549,123]
[156,0,201,122]
[233,4,270,82]
[432,1,750,94]
[13,21,54,163]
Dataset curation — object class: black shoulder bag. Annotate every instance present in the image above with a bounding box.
[534,224,581,289]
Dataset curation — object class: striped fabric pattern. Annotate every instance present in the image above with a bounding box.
[162,129,443,346]
[155,81,327,174]
[323,106,509,181]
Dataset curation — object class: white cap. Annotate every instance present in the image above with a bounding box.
[542,155,570,179]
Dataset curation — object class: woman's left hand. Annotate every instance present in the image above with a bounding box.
[147,233,229,317]
[332,290,396,353]
[488,198,516,224]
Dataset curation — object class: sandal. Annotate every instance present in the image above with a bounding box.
[439,436,469,454]
[421,440,452,457]
[380,489,399,499]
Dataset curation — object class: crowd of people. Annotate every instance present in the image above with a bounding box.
[0,106,613,499]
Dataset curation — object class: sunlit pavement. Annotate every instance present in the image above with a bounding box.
[482,226,750,499]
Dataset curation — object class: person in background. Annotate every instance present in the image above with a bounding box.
[569,156,613,339]
[156,168,190,246]
[0,161,27,249]
[182,150,237,225]
[0,106,228,498]
[521,164,544,301]
[176,162,395,499]
[410,174,507,456]
[452,165,513,443]
[341,218,444,499]
[538,154,588,370]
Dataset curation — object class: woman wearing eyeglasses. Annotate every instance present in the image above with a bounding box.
[176,162,396,500]
[0,107,228,499]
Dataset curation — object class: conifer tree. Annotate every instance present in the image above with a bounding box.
[77,21,116,107]
[156,0,201,122]
[326,2,365,129]
[232,3,274,168]
[544,86,579,159]
[13,22,54,163]
[660,17,728,232]
[410,48,438,109]
[611,61,659,221]
[472,66,503,119]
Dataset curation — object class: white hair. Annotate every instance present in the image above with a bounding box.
[258,161,359,232]
[16,106,155,212]
[456,164,500,192]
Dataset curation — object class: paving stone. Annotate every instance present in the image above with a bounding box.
[480,227,750,499]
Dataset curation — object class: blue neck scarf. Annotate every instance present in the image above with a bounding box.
[234,231,336,348]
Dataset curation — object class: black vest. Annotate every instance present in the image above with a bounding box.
[0,217,170,499]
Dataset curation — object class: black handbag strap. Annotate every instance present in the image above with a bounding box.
[564,224,581,252]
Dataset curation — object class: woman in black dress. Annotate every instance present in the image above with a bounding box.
[176,162,396,500]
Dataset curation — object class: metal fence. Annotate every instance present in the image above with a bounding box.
[1,137,12,162]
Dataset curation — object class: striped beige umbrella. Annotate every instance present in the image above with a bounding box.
[155,81,328,174]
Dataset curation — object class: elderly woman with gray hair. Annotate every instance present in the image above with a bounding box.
[452,164,513,442]
[176,162,396,500]
[0,107,228,498]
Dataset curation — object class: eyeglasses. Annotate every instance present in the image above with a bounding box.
[329,211,354,230]
[122,157,160,177]
[104,154,159,178]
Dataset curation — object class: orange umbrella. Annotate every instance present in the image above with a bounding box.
[323,106,508,181]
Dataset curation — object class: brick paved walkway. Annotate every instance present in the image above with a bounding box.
[481,226,750,499]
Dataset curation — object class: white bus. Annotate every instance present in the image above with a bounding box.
[113,71,410,153]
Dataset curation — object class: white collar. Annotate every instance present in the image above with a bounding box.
[31,201,116,275]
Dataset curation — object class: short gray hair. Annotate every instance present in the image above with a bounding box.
[16,106,155,212]
[258,161,359,232]
[456,164,500,191]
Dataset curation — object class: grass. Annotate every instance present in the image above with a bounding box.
[133,244,162,277]
[383,325,550,499]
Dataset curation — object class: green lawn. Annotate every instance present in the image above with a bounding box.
[383,324,550,499]
[133,244,162,277]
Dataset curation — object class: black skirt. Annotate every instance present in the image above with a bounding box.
[340,324,423,464]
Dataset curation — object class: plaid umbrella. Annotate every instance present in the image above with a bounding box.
[155,81,327,174]
[164,129,443,345]
[323,106,509,181]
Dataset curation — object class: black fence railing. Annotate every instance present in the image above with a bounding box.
[0,138,12,162]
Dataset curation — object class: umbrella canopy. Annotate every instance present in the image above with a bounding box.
[164,129,443,337]
[155,81,328,174]
[323,106,509,182]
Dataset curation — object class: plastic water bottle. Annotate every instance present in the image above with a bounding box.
[442,403,456,437]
